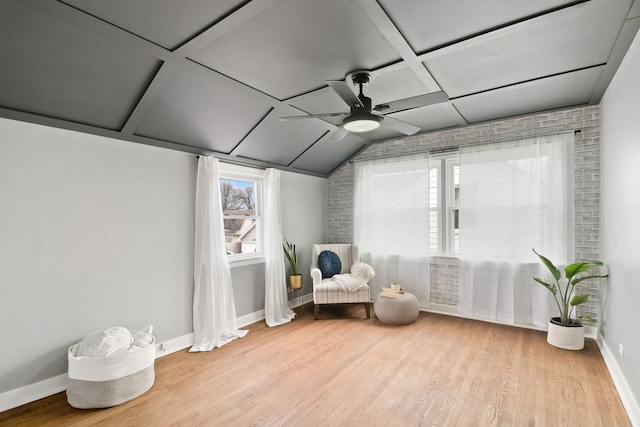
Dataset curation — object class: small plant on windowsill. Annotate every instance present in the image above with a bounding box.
[532,248,608,350]
[283,238,302,290]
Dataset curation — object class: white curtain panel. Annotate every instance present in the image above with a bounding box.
[190,156,248,352]
[361,253,430,308]
[263,168,295,327]
[457,132,574,326]
[354,155,431,306]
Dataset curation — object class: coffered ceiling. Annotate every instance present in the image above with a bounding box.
[1,0,639,176]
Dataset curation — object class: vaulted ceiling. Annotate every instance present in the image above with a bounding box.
[1,0,639,177]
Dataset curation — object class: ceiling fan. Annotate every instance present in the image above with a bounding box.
[279,71,449,140]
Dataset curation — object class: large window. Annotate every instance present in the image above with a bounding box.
[429,153,459,256]
[218,164,263,262]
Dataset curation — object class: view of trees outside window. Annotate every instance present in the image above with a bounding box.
[219,178,258,255]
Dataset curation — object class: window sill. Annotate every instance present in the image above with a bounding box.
[229,256,265,268]
[430,255,460,261]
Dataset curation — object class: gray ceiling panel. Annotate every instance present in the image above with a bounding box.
[0,0,160,131]
[423,0,632,97]
[388,105,461,133]
[190,0,401,100]
[454,66,605,123]
[134,66,273,154]
[287,65,440,133]
[631,1,640,19]
[359,65,431,105]
[0,1,637,177]
[288,87,350,120]
[357,122,407,142]
[62,0,247,50]
[291,137,367,175]
[379,0,577,53]
[232,108,329,166]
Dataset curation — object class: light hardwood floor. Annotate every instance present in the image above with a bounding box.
[0,304,630,426]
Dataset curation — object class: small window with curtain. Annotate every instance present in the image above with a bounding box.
[218,163,263,263]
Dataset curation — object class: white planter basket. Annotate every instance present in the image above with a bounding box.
[547,318,585,350]
[66,326,156,409]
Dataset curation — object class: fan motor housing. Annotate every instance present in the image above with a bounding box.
[353,95,373,113]
[350,71,371,87]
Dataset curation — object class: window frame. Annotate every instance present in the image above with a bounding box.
[217,162,265,267]
[430,152,459,257]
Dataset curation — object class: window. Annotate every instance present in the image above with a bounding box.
[354,156,431,257]
[457,135,573,263]
[429,153,459,256]
[218,163,263,263]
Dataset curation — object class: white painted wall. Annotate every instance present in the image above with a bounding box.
[280,170,327,295]
[600,28,640,420]
[0,118,196,393]
[0,117,328,400]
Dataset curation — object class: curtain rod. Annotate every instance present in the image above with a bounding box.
[352,129,580,163]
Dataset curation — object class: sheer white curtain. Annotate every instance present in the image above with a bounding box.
[263,168,295,326]
[457,132,574,327]
[190,156,248,352]
[354,155,430,306]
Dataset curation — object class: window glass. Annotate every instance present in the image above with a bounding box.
[430,153,459,256]
[217,164,263,262]
[429,165,439,253]
[220,178,257,255]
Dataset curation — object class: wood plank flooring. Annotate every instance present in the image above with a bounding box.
[0,304,630,426]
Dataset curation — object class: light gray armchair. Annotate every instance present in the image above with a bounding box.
[310,243,371,319]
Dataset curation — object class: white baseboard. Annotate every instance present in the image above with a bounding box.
[0,374,68,414]
[0,302,290,414]
[0,334,196,414]
[599,339,640,426]
[237,309,265,328]
[423,303,597,338]
[154,332,194,357]
[296,293,314,307]
[426,304,635,424]
[9,296,621,420]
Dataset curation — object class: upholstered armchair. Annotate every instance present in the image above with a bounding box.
[310,243,372,319]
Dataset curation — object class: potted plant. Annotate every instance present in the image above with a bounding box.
[532,249,608,350]
[283,238,302,290]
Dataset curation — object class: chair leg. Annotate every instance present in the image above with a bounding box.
[365,302,371,319]
[314,304,319,320]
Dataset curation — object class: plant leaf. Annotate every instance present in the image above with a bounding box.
[533,249,560,280]
[533,277,557,295]
[565,262,590,280]
[577,316,597,324]
[571,274,609,286]
[570,293,590,306]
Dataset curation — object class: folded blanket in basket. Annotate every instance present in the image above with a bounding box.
[67,326,156,409]
[68,326,155,382]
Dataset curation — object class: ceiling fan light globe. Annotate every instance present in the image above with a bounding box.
[343,115,381,132]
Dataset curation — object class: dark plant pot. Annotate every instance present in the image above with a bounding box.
[549,317,583,327]
[547,317,585,350]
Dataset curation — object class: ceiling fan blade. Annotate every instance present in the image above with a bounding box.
[327,80,363,108]
[382,116,421,136]
[279,112,347,121]
[374,91,449,114]
[329,127,349,142]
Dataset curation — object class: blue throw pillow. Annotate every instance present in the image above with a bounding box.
[318,250,342,279]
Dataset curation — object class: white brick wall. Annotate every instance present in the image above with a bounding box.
[328,105,601,319]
